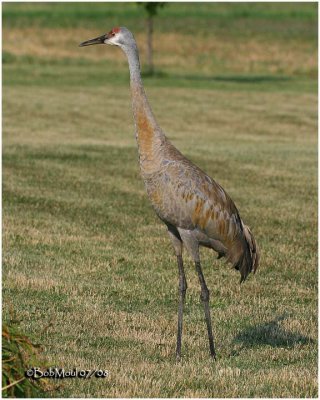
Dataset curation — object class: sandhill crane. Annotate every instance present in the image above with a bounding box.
[80,27,259,360]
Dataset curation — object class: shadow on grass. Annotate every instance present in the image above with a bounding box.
[142,70,291,84]
[234,314,314,349]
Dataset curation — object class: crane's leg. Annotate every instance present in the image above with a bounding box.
[167,228,187,361]
[176,254,187,361]
[195,260,216,360]
[177,228,216,360]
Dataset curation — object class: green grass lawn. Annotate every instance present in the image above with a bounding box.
[2,2,317,398]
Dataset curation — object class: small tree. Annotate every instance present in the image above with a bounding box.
[137,2,166,74]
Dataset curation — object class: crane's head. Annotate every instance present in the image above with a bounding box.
[79,26,135,49]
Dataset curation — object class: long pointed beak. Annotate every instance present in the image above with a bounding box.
[79,34,107,47]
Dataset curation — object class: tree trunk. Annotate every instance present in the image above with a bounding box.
[146,16,153,74]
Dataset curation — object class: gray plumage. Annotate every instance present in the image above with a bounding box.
[80,26,260,360]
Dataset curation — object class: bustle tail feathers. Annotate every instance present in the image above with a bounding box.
[243,224,260,274]
[228,224,259,283]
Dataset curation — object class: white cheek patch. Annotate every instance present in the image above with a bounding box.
[105,37,118,46]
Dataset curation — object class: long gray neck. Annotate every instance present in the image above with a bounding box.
[123,43,143,91]
[122,43,164,143]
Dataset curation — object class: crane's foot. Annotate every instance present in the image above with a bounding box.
[175,343,182,362]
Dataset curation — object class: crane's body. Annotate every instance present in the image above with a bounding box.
[80,27,259,360]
